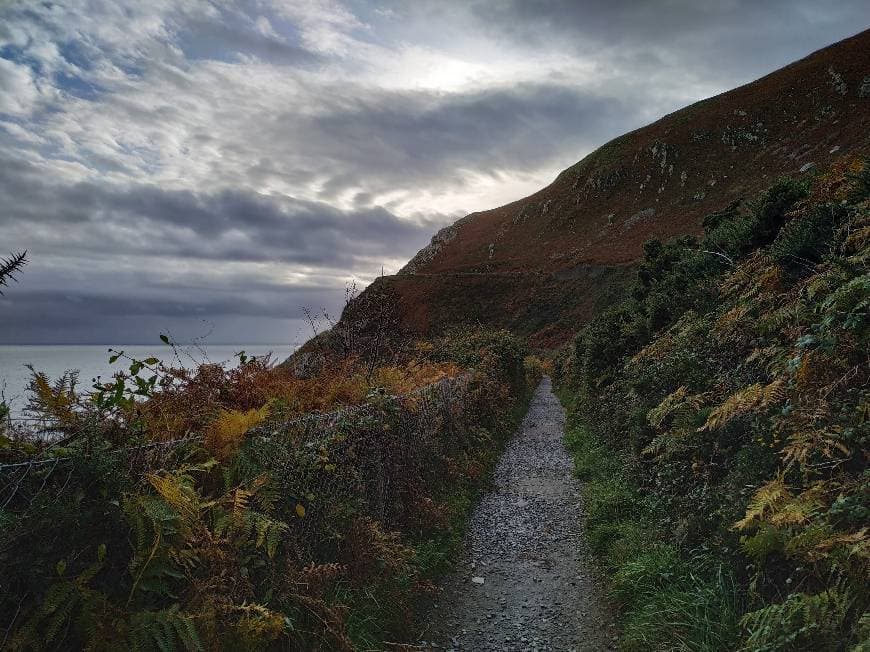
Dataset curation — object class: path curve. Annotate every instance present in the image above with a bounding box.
[418,377,616,651]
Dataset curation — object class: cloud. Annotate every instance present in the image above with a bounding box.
[0,0,866,343]
[0,290,320,344]
[0,57,42,114]
[0,152,439,269]
[469,0,870,88]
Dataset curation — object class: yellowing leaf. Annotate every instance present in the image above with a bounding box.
[204,404,270,461]
[295,503,306,518]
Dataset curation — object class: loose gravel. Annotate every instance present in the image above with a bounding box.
[416,377,617,651]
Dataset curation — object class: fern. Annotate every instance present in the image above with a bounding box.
[735,475,791,531]
[702,379,785,431]
[147,472,201,530]
[25,366,81,428]
[205,405,270,460]
[741,589,853,652]
[124,494,185,602]
[13,557,108,650]
[741,523,784,561]
[782,427,851,468]
[128,607,203,652]
[251,511,287,558]
[232,603,285,646]
[647,386,689,428]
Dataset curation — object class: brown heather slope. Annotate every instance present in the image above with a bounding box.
[356,30,870,349]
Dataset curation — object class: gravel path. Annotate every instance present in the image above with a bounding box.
[416,377,616,651]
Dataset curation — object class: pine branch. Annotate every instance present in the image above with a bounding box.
[0,250,27,294]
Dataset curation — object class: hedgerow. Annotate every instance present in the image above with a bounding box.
[0,328,536,650]
[558,158,869,651]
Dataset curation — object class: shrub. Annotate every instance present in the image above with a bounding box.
[559,170,869,650]
[846,158,870,203]
[1,330,534,650]
[748,177,810,248]
[770,203,847,272]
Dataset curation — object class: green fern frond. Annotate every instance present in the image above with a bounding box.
[128,608,203,652]
[740,589,853,652]
[741,523,784,561]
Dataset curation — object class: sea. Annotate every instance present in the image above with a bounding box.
[0,344,297,417]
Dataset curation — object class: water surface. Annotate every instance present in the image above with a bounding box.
[0,344,295,416]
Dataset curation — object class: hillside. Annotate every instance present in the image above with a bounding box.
[556,160,870,650]
[357,29,870,347]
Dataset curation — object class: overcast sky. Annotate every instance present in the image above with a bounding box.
[0,1,867,344]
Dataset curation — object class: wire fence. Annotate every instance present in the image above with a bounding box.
[0,373,475,552]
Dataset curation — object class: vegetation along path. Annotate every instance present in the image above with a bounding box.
[418,377,616,651]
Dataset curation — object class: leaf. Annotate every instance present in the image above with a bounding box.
[159,334,170,344]
[56,559,67,576]
[97,543,107,562]
[295,503,306,518]
[144,357,160,366]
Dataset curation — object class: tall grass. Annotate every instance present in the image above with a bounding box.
[563,413,743,651]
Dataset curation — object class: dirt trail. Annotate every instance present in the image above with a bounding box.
[417,377,616,651]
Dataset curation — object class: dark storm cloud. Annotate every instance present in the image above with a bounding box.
[470,0,870,87]
[0,153,439,269]
[296,82,636,196]
[0,291,322,344]
[1,288,319,321]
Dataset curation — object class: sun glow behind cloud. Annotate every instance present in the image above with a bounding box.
[0,0,866,343]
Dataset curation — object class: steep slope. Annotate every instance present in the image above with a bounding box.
[363,29,870,347]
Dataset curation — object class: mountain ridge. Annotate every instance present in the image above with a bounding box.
[327,29,870,350]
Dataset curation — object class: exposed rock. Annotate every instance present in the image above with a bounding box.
[828,66,848,95]
[400,213,475,274]
[799,161,816,173]
[721,123,766,147]
[579,167,626,198]
[649,140,677,173]
[513,202,539,225]
[622,207,655,232]
[859,76,870,98]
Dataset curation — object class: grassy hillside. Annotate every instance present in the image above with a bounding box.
[556,157,869,650]
[362,29,870,346]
